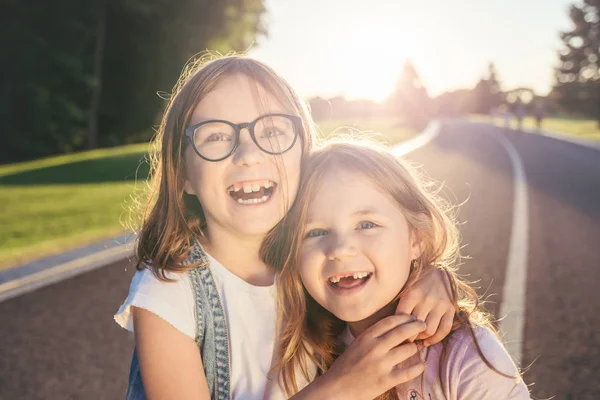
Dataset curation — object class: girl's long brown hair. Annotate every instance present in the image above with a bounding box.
[261,139,520,399]
[135,54,316,279]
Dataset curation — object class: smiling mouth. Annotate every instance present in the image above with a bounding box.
[227,180,277,205]
[328,272,373,289]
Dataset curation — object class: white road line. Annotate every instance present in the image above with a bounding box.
[393,121,440,156]
[491,132,530,366]
[0,244,134,303]
[397,122,528,363]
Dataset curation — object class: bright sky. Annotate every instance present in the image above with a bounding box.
[248,0,575,102]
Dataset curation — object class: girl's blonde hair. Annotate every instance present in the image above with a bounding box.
[136,54,317,278]
[261,139,512,399]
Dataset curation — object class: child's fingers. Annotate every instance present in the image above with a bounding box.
[415,308,446,341]
[390,359,426,386]
[407,303,430,342]
[423,312,454,347]
[379,320,426,350]
[386,342,419,367]
[365,314,417,339]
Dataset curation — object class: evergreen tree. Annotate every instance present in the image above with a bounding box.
[387,60,432,130]
[472,62,504,114]
[553,0,600,125]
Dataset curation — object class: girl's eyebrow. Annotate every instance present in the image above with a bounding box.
[351,209,379,217]
[305,209,381,225]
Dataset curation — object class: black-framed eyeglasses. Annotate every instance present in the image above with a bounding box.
[185,113,302,162]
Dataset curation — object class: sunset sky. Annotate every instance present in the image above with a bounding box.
[248,0,575,102]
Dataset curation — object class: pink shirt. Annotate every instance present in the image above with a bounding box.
[341,326,530,399]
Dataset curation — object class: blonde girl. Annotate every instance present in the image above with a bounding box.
[264,140,530,399]
[114,55,455,400]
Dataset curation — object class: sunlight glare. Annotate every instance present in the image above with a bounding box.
[322,20,425,102]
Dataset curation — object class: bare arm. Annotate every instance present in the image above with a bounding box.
[133,307,211,400]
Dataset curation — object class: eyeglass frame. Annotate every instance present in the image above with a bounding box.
[184,113,302,162]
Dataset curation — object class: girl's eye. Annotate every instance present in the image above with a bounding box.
[261,129,283,138]
[305,229,328,238]
[357,221,378,230]
[206,133,232,142]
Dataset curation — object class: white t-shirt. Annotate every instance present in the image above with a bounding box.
[114,254,284,400]
[340,325,531,399]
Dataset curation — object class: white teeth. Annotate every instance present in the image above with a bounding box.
[231,181,275,193]
[235,195,270,205]
[329,272,370,284]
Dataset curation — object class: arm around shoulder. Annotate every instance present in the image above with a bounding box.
[133,307,211,400]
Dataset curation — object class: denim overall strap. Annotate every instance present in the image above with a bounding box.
[124,238,231,400]
[188,239,231,400]
[125,347,145,400]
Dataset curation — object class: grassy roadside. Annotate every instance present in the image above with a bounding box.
[0,144,152,269]
[0,118,414,270]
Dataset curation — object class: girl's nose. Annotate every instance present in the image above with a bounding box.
[326,233,358,261]
[232,128,265,167]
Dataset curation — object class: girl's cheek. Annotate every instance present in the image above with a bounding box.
[299,247,320,273]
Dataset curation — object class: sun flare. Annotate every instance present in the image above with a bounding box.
[322,21,425,102]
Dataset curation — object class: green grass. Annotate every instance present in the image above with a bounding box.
[470,114,600,142]
[0,118,414,270]
[0,183,142,267]
[0,145,151,269]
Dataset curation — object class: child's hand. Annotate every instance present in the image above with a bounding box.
[396,268,455,347]
[318,315,426,400]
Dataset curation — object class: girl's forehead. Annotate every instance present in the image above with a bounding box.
[189,74,290,125]
[306,168,403,218]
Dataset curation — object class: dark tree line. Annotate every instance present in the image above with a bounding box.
[1,0,266,163]
[552,0,600,125]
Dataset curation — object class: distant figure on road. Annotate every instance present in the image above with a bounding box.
[515,99,525,131]
[499,104,511,128]
[489,105,498,125]
[534,102,545,131]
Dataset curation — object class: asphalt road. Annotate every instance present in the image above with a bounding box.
[407,121,600,400]
[0,120,598,399]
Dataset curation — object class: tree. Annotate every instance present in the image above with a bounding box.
[433,89,475,117]
[553,0,600,125]
[96,0,268,148]
[387,60,432,130]
[88,0,106,150]
[472,62,504,114]
[0,0,267,163]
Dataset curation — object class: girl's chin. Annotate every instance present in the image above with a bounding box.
[336,301,398,325]
[333,309,379,324]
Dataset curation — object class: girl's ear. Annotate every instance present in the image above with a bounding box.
[410,229,424,260]
[183,179,196,196]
